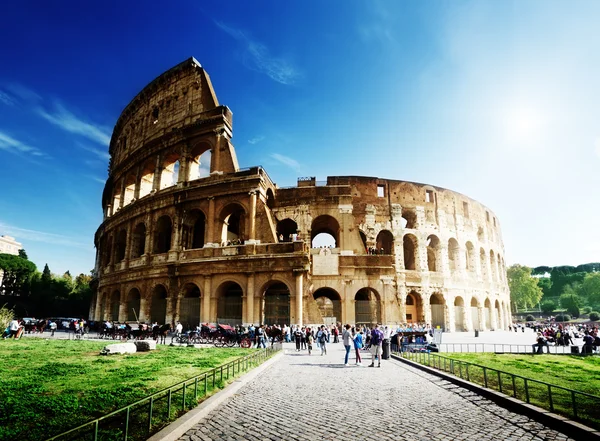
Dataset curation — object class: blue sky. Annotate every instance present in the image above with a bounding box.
[1,1,599,276]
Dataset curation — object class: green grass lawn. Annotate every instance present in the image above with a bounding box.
[0,339,256,440]
[415,352,600,428]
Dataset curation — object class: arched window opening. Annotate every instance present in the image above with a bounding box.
[494,299,501,329]
[480,248,488,279]
[430,293,445,330]
[188,146,211,181]
[470,297,480,331]
[139,161,155,199]
[403,234,418,270]
[154,216,172,253]
[220,205,245,245]
[477,227,484,242]
[489,250,497,281]
[127,288,141,321]
[101,235,112,267]
[151,285,168,324]
[160,153,180,189]
[112,181,122,211]
[454,296,466,331]
[115,230,127,262]
[266,189,275,210]
[110,290,120,321]
[276,218,298,242]
[359,231,367,253]
[131,223,146,259]
[180,283,201,330]
[263,282,290,326]
[355,288,381,327]
[313,288,341,324]
[311,215,340,248]
[401,208,417,229]
[465,241,476,273]
[182,210,206,249]
[448,238,460,272]
[376,230,394,255]
[217,282,243,326]
[123,174,136,206]
[484,298,492,329]
[426,235,440,272]
[405,291,422,323]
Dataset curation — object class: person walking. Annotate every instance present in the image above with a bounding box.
[369,324,384,367]
[294,326,303,351]
[256,324,267,348]
[317,325,328,355]
[342,324,354,366]
[353,328,364,365]
[306,327,314,355]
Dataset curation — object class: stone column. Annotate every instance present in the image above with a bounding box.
[124,221,132,269]
[212,130,222,173]
[119,178,126,209]
[247,190,257,243]
[172,213,181,251]
[202,275,212,323]
[246,273,255,325]
[397,284,407,323]
[94,292,103,321]
[152,155,162,191]
[440,243,450,277]
[478,306,486,331]
[139,297,147,322]
[447,298,455,332]
[144,213,153,255]
[206,197,216,245]
[343,280,354,324]
[423,293,432,325]
[177,154,189,184]
[134,165,142,200]
[295,271,304,326]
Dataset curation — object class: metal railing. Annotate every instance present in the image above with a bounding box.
[416,343,585,354]
[397,350,600,429]
[46,344,281,441]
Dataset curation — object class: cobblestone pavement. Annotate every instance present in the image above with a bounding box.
[179,343,573,441]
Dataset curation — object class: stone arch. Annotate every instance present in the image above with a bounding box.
[216,281,244,325]
[115,229,127,262]
[489,250,497,281]
[477,226,484,242]
[405,291,423,323]
[160,152,180,189]
[480,248,488,279]
[313,288,342,324]
[448,238,460,272]
[179,282,201,330]
[131,222,146,258]
[183,209,206,249]
[139,160,155,199]
[494,299,502,330]
[401,208,417,229]
[110,290,121,321]
[126,288,141,321]
[123,173,137,206]
[266,188,275,210]
[112,179,122,212]
[277,218,298,242]
[465,241,476,274]
[151,284,168,324]
[355,288,381,327]
[376,230,394,255]
[403,234,418,270]
[262,281,291,326]
[427,235,441,272]
[430,292,446,330]
[484,297,492,329]
[470,297,481,331]
[188,144,211,181]
[454,296,467,331]
[154,215,172,253]
[311,215,340,248]
[219,203,246,245]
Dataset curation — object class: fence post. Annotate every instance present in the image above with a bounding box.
[465,364,469,381]
[194,378,198,400]
[497,371,502,393]
[512,376,516,398]
[148,397,154,434]
[124,407,130,441]
[571,390,577,419]
[182,383,187,410]
[168,390,172,417]
[524,378,530,403]
[483,367,488,388]
[548,385,554,411]
[94,420,99,441]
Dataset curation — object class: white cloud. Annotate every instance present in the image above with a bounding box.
[6,83,42,102]
[77,142,110,161]
[37,102,111,146]
[248,136,265,145]
[0,130,46,157]
[358,1,396,44]
[0,91,15,106]
[0,222,89,249]
[83,174,106,184]
[215,21,301,85]
[271,153,300,170]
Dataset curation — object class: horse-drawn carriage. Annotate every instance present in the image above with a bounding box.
[212,324,252,348]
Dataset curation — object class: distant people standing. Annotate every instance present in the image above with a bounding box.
[257,325,267,348]
[369,324,384,367]
[333,326,339,343]
[49,320,57,337]
[301,327,307,350]
[318,325,328,355]
[294,327,303,351]
[342,324,354,366]
[175,321,183,337]
[8,319,20,338]
[306,328,314,355]
[353,329,364,366]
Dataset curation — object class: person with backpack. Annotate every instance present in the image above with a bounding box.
[317,325,328,355]
[353,328,364,366]
[342,324,355,366]
[369,324,384,367]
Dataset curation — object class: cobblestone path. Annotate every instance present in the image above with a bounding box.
[179,343,574,441]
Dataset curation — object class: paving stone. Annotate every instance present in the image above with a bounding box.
[178,343,575,441]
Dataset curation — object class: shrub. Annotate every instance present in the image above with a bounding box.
[589,311,600,321]
[555,314,571,322]
[0,304,13,331]
[540,300,556,314]
[582,306,592,314]
[525,314,535,322]
[567,305,580,318]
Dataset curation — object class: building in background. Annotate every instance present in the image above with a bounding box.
[0,235,22,255]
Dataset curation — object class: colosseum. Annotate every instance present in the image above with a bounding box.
[90,57,512,332]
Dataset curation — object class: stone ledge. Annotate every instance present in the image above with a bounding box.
[392,353,600,441]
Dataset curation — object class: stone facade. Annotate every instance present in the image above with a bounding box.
[91,58,512,332]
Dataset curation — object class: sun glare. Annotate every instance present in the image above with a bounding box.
[504,105,546,145]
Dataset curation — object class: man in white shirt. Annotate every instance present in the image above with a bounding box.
[175,321,183,336]
[9,319,20,338]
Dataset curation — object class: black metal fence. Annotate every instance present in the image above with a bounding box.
[46,344,281,441]
[423,342,583,354]
[398,350,600,429]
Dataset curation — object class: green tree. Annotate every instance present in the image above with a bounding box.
[18,249,28,260]
[41,264,52,283]
[537,277,552,298]
[540,300,556,314]
[560,285,582,317]
[0,253,37,296]
[507,264,543,309]
[579,272,600,306]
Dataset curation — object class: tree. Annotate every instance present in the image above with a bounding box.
[579,273,600,306]
[0,253,37,296]
[507,264,543,309]
[560,285,581,317]
[540,300,556,314]
[18,249,28,260]
[42,264,52,283]
[537,277,552,298]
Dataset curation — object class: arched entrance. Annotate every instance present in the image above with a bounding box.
[313,288,341,325]
[151,285,168,324]
[454,296,466,331]
[127,288,141,322]
[427,235,440,272]
[217,282,243,326]
[484,298,492,329]
[182,210,206,249]
[110,290,120,321]
[263,282,290,325]
[405,291,423,323]
[430,293,446,330]
[220,205,246,245]
[376,230,394,255]
[154,216,172,253]
[470,297,480,331]
[179,283,201,330]
[311,215,340,248]
[355,288,381,327]
[403,234,418,270]
[495,299,502,330]
[276,218,298,242]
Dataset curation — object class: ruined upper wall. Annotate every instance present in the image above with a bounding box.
[109,57,227,170]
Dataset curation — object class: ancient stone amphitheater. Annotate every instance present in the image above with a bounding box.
[90,57,512,332]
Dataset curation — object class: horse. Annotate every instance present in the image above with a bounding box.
[153,323,171,344]
[265,326,283,346]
